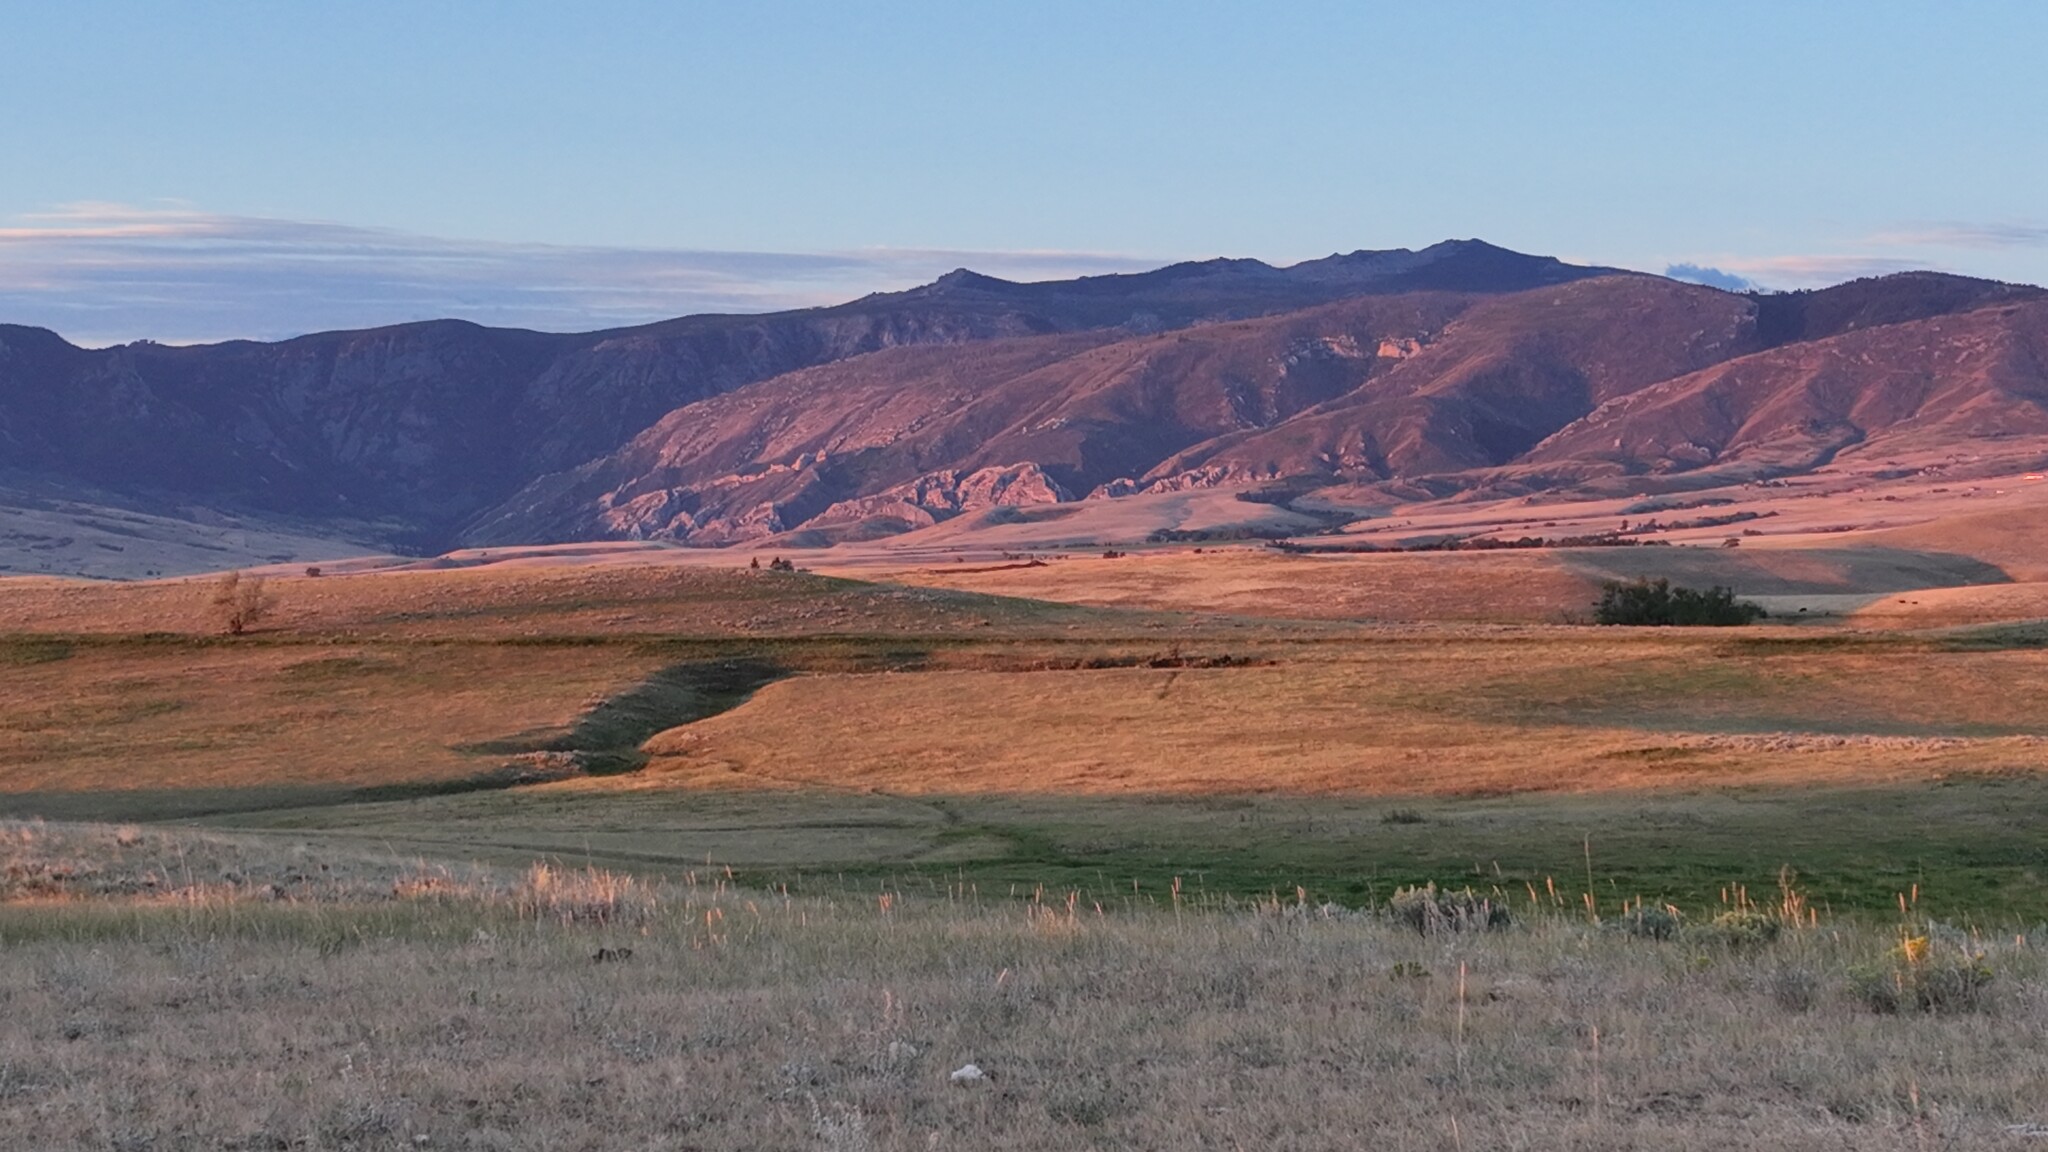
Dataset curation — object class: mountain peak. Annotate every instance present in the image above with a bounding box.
[926,268,1017,294]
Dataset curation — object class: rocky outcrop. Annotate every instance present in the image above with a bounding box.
[807,464,1072,529]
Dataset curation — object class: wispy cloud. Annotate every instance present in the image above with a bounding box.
[1664,263,1757,292]
[0,203,1164,346]
[1868,221,2048,250]
[1668,253,1926,291]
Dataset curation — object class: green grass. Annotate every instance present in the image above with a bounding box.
[207,775,2048,922]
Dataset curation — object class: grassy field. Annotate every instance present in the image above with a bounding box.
[4,821,2045,1151]
[6,545,2048,1146]
[211,775,2048,921]
[853,542,2010,624]
[4,557,2048,917]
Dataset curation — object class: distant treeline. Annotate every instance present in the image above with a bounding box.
[1269,534,1672,555]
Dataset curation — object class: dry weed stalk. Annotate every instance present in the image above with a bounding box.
[514,862,658,927]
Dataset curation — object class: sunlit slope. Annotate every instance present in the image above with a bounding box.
[636,632,2048,797]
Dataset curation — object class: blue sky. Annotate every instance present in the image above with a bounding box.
[2,1,2044,344]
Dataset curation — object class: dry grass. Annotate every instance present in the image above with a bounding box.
[1852,581,2048,629]
[859,530,2017,628]
[0,561,1122,640]
[0,818,503,904]
[0,640,667,800]
[9,514,2048,1145]
[862,547,1604,624]
[0,837,2042,1150]
[1863,502,2048,582]
[635,633,2048,798]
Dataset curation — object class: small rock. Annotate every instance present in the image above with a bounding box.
[949,1063,987,1084]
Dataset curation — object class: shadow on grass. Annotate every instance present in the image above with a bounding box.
[163,776,2048,922]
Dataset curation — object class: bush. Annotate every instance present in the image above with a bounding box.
[1385,883,1511,934]
[1689,909,1782,949]
[1850,935,1996,1014]
[208,572,276,636]
[1594,578,1766,626]
[1614,903,1682,941]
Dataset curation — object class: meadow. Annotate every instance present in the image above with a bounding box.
[4,820,2045,1151]
[3,556,2048,916]
[4,545,2048,1146]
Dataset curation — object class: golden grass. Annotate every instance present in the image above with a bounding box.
[1863,502,2048,582]
[0,640,665,797]
[857,547,1604,623]
[635,634,2048,798]
[0,561,1113,640]
[1852,581,2048,629]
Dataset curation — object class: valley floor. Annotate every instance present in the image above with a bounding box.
[5,529,2048,1146]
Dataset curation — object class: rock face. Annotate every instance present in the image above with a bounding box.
[804,465,1074,535]
[6,246,2046,558]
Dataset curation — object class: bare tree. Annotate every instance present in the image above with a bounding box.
[209,571,276,636]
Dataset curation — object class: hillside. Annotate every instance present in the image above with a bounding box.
[6,249,2047,567]
[470,272,2048,548]
[1522,295,2048,481]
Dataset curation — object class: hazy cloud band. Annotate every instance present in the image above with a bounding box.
[0,203,1163,346]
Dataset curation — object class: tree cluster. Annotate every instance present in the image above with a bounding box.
[1593,578,1766,626]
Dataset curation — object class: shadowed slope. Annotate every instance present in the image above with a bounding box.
[1525,297,2048,480]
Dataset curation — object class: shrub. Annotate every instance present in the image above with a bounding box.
[1594,578,1766,626]
[1850,935,1995,1014]
[208,572,276,636]
[1689,909,1782,949]
[1385,883,1511,934]
[1614,903,1682,941]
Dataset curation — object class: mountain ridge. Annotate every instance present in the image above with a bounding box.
[465,270,2048,548]
[3,244,2045,571]
[0,238,1620,556]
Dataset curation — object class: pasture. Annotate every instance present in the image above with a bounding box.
[6,542,2048,1147]
[1,552,2045,918]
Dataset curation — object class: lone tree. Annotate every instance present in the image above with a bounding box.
[209,571,276,636]
[1594,578,1765,626]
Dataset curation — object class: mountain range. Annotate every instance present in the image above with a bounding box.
[3,239,2046,571]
